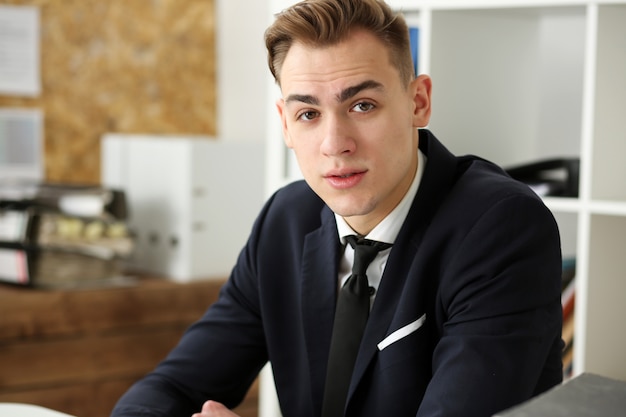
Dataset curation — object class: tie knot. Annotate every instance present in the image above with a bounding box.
[345,235,392,276]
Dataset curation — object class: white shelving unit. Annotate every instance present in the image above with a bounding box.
[265,0,626,382]
[387,0,626,381]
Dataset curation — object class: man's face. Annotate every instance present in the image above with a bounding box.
[276,29,431,235]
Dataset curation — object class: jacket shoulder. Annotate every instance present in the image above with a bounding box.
[269,180,325,216]
[256,180,329,238]
[456,156,544,206]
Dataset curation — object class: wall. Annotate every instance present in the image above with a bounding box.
[0,0,216,184]
[216,0,271,144]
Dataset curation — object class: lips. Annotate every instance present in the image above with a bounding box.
[324,170,366,189]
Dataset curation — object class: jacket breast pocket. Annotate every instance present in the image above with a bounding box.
[377,314,427,371]
[378,313,426,351]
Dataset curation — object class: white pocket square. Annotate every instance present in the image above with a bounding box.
[377,313,426,351]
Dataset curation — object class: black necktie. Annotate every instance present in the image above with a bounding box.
[321,235,392,417]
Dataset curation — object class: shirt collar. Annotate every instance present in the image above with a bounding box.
[335,148,426,245]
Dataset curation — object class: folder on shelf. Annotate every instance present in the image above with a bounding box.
[0,246,128,288]
[0,182,134,288]
[505,158,580,198]
[0,180,127,219]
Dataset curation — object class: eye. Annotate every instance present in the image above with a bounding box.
[352,101,375,113]
[297,110,319,121]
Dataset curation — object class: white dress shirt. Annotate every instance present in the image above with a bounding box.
[334,149,426,307]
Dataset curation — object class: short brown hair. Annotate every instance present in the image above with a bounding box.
[264,0,414,87]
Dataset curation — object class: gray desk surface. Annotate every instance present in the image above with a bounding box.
[495,373,626,417]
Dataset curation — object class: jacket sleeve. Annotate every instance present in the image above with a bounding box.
[417,193,563,417]
[110,196,274,417]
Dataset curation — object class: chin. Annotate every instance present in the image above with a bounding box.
[328,199,375,219]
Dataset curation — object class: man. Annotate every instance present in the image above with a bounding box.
[111,0,563,416]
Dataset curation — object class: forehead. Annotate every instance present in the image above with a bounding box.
[279,30,399,96]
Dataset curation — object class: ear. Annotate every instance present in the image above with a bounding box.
[276,98,294,149]
[410,74,432,128]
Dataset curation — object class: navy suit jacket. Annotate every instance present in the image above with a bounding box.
[111,130,563,417]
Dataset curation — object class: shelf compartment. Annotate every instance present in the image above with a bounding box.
[590,4,626,203]
[553,211,579,259]
[580,214,626,379]
[427,7,585,170]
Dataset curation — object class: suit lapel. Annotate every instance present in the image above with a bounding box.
[349,130,462,400]
[301,206,342,411]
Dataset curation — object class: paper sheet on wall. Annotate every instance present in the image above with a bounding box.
[0,108,44,181]
[0,5,41,97]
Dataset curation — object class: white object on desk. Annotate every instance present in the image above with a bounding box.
[101,134,266,282]
[0,403,74,417]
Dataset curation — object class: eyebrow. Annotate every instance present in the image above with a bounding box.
[284,79,385,106]
[338,80,384,102]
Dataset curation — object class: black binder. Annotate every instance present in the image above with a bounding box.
[506,158,580,198]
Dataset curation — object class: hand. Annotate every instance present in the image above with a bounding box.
[191,400,241,417]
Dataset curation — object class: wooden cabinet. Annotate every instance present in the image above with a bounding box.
[0,277,258,417]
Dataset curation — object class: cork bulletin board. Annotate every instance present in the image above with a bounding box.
[0,0,216,184]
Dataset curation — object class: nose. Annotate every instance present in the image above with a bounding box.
[320,115,356,157]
